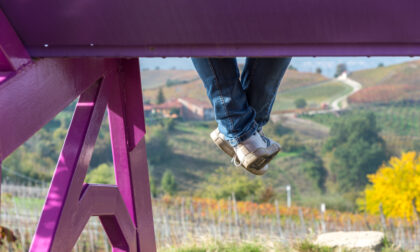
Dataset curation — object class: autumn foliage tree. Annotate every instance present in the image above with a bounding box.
[359,152,420,220]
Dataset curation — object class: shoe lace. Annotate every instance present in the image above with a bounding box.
[231,155,242,167]
[258,129,270,146]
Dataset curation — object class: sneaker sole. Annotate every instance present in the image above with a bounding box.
[210,129,236,158]
[242,144,281,175]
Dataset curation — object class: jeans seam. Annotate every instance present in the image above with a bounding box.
[207,59,234,131]
[229,121,258,146]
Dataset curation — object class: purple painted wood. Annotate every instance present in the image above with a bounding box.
[2,0,420,57]
[108,59,155,252]
[29,59,155,251]
[0,10,30,71]
[0,58,118,160]
[1,11,156,250]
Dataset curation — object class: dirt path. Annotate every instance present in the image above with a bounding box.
[270,73,363,138]
[331,73,362,110]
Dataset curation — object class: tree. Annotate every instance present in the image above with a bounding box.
[161,170,177,195]
[301,149,328,192]
[156,88,166,104]
[86,163,115,184]
[288,65,297,71]
[294,98,307,109]
[335,63,347,77]
[377,62,384,68]
[316,67,322,74]
[324,113,387,191]
[166,79,175,87]
[359,152,420,220]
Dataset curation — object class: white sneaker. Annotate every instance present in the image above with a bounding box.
[210,128,281,175]
[210,128,236,158]
[232,131,281,175]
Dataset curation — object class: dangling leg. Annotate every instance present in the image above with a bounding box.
[241,57,291,130]
[191,58,257,147]
[192,58,281,175]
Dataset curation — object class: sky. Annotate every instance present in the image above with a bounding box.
[139,57,419,78]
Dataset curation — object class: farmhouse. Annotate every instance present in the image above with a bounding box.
[144,99,182,118]
[178,97,214,121]
[144,97,214,121]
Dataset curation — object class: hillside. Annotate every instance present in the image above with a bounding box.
[142,69,329,107]
[349,60,420,103]
[273,80,352,111]
[141,69,199,89]
[147,120,328,198]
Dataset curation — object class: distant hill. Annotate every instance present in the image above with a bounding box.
[141,69,199,89]
[349,60,420,104]
[142,69,328,105]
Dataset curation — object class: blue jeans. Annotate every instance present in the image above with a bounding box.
[192,57,291,147]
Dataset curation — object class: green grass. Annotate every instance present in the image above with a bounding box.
[158,239,405,252]
[273,81,353,111]
[295,240,334,252]
[13,197,44,210]
[145,120,327,196]
[160,241,268,252]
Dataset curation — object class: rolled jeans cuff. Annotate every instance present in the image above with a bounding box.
[228,121,259,147]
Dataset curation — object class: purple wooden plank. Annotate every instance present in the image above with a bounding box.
[20,44,420,58]
[30,79,108,251]
[2,0,420,57]
[0,58,117,160]
[108,59,156,252]
[79,185,137,251]
[0,9,30,70]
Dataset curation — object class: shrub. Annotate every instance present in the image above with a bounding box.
[294,98,307,109]
[146,127,172,164]
[279,134,305,153]
[161,170,177,196]
[199,167,274,203]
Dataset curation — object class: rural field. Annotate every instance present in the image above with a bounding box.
[2,59,420,251]
[1,184,418,251]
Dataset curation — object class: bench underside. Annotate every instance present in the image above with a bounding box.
[2,0,420,57]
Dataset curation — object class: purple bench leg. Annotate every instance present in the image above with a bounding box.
[29,59,156,251]
[108,59,156,252]
[1,9,156,251]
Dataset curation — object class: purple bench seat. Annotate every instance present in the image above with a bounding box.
[1,1,420,251]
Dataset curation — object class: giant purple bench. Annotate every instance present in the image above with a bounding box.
[1,1,420,251]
